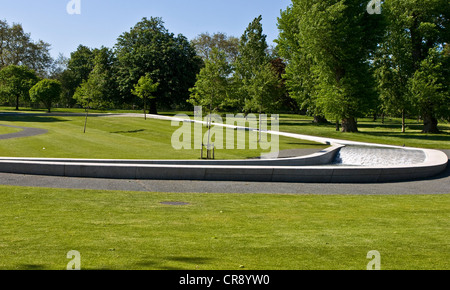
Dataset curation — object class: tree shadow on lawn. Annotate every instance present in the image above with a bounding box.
[133,256,214,270]
[361,131,450,143]
[16,264,49,270]
[0,114,69,124]
[110,129,146,134]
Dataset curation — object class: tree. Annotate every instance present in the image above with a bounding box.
[0,20,52,76]
[191,32,239,63]
[115,17,202,113]
[243,61,283,115]
[374,39,412,132]
[66,45,95,94]
[189,47,232,112]
[29,79,62,112]
[410,47,449,133]
[233,16,269,110]
[378,0,450,133]
[276,4,327,122]
[0,65,39,110]
[131,74,159,120]
[277,0,384,132]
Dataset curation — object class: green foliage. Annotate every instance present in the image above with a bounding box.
[67,45,95,89]
[72,47,120,110]
[191,32,239,63]
[277,3,325,118]
[375,0,449,132]
[188,48,232,112]
[131,74,159,100]
[29,79,62,112]
[410,47,450,126]
[0,65,39,109]
[233,16,270,109]
[0,20,52,76]
[278,1,385,132]
[115,17,202,111]
[131,74,159,116]
[243,61,283,114]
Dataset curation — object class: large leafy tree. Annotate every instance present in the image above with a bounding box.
[0,20,52,76]
[277,4,327,122]
[29,79,62,113]
[191,32,239,63]
[72,48,119,110]
[377,0,449,133]
[115,17,202,113]
[66,45,96,94]
[277,0,384,132]
[410,46,449,133]
[188,47,232,113]
[0,65,39,110]
[233,15,270,111]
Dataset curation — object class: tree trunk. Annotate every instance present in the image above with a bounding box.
[422,114,439,134]
[401,110,406,133]
[143,97,147,120]
[15,95,19,110]
[341,117,358,133]
[313,115,328,124]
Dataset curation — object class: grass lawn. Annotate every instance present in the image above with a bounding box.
[277,114,450,149]
[0,186,448,270]
[0,126,20,135]
[0,113,326,159]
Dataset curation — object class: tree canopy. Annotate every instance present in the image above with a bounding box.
[115,17,202,113]
[29,79,62,113]
[0,65,39,110]
[277,0,385,132]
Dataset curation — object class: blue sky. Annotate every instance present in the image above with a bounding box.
[1,0,292,59]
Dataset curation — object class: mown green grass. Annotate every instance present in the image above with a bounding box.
[0,113,325,159]
[0,126,20,135]
[0,186,448,270]
[276,114,450,149]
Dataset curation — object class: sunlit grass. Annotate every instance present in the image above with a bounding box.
[0,113,326,159]
[0,186,448,270]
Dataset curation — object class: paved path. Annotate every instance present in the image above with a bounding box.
[0,124,48,140]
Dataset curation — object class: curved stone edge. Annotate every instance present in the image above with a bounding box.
[0,148,446,183]
[0,144,343,167]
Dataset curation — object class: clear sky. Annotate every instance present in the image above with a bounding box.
[1,0,292,59]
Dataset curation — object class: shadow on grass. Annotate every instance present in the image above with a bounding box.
[111,129,145,134]
[0,114,68,123]
[17,264,48,270]
[133,256,213,270]
[361,131,450,142]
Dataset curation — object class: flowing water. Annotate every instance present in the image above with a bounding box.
[333,146,426,166]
